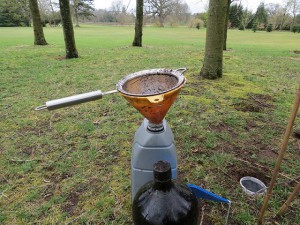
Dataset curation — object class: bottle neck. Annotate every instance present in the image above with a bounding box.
[153,179,173,191]
[153,160,173,190]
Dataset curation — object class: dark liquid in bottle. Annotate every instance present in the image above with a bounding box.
[132,161,199,225]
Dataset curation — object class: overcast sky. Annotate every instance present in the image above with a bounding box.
[93,0,284,14]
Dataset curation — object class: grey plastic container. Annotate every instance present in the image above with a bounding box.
[131,119,177,200]
[240,176,267,196]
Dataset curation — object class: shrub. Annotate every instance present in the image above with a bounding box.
[188,18,204,29]
[266,23,273,32]
[239,25,245,30]
[252,21,258,32]
[153,21,162,27]
[292,25,300,33]
[169,21,178,28]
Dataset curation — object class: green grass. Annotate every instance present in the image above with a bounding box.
[0,25,299,224]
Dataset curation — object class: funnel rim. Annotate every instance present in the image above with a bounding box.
[116,68,185,97]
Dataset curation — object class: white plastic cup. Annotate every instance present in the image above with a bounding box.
[240,176,267,196]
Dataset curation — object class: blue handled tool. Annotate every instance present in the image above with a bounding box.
[187,184,231,225]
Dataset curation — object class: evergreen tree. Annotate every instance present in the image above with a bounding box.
[266,23,273,32]
[229,3,243,28]
[71,0,95,27]
[254,3,268,27]
[252,20,258,32]
[0,0,30,27]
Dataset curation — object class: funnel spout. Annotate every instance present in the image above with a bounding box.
[147,122,164,132]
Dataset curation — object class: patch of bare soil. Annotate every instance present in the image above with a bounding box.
[290,57,300,61]
[198,201,243,225]
[18,121,49,135]
[42,183,55,200]
[21,146,34,155]
[293,129,300,139]
[226,163,270,185]
[54,56,66,61]
[234,93,273,113]
[180,82,206,97]
[210,122,238,137]
[208,118,279,166]
[61,191,80,215]
[271,210,300,225]
[0,176,9,185]
[44,171,73,183]
[199,211,214,225]
[258,149,278,160]
[200,218,214,225]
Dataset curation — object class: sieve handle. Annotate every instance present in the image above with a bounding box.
[175,68,187,74]
[35,90,117,111]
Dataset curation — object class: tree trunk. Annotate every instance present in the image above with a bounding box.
[73,0,79,27]
[49,0,55,26]
[223,0,231,51]
[158,16,164,27]
[279,15,284,30]
[59,0,78,59]
[290,14,296,31]
[200,0,228,79]
[28,0,48,45]
[74,8,80,27]
[132,0,144,47]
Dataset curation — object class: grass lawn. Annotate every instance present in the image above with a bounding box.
[0,25,299,224]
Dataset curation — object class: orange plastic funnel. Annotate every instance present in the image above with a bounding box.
[116,68,186,124]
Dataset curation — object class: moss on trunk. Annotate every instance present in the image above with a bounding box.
[223,0,231,51]
[200,0,228,79]
[29,0,48,45]
[59,0,78,59]
[132,0,144,47]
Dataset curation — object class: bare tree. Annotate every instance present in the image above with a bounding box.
[240,8,254,30]
[29,0,48,45]
[145,0,174,27]
[266,1,299,30]
[38,0,51,21]
[279,1,292,30]
[200,0,228,79]
[289,0,300,30]
[37,0,60,26]
[48,0,60,26]
[109,0,128,23]
[168,0,190,25]
[59,0,78,58]
[110,0,124,14]
[266,3,285,30]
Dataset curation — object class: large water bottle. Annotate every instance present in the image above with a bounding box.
[131,119,177,200]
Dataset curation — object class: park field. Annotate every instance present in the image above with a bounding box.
[0,25,299,224]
